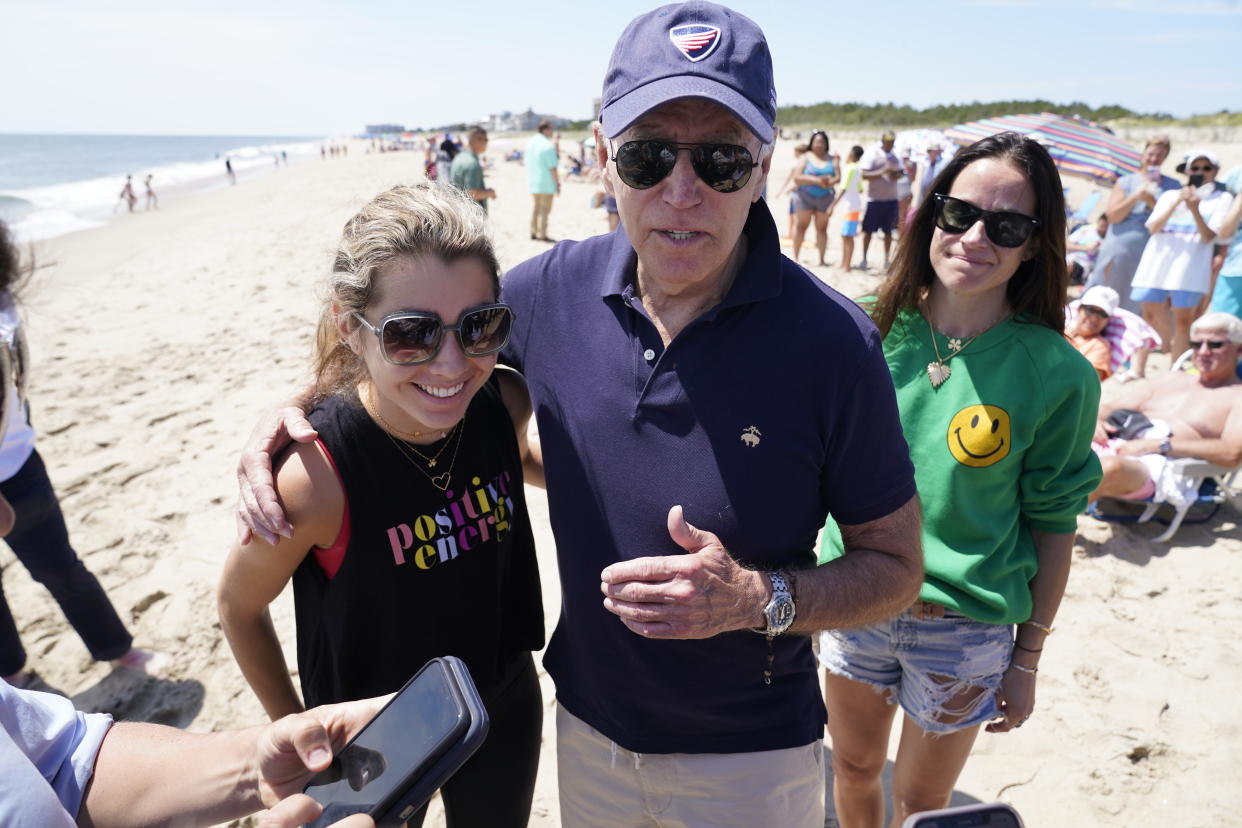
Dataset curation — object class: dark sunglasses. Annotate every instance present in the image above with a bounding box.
[932,194,1041,248]
[1188,165,1213,173]
[353,303,513,365]
[1190,339,1229,350]
[610,140,759,193]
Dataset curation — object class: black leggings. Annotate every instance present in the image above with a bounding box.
[408,652,543,828]
[0,450,132,675]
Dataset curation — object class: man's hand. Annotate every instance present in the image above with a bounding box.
[259,795,374,828]
[1116,438,1162,457]
[599,505,767,639]
[236,404,318,545]
[254,696,390,811]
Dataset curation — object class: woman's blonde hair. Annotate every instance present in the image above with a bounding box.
[313,182,500,398]
[1145,133,1172,154]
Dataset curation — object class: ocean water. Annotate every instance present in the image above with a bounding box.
[0,133,325,241]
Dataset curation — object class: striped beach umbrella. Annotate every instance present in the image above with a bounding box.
[944,113,1142,184]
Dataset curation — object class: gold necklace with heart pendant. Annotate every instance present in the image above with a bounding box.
[923,306,1007,388]
[376,414,467,492]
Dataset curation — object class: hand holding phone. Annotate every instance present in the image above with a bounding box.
[302,657,489,828]
[1189,173,1206,189]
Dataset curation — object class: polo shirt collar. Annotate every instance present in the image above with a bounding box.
[599,201,784,312]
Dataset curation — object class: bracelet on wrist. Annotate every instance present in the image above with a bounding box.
[1010,662,1038,675]
[1014,643,1043,654]
[1021,619,1054,635]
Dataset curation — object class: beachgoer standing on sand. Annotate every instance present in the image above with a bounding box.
[833,145,865,269]
[435,137,457,186]
[218,183,544,827]
[236,5,922,825]
[776,141,809,240]
[1086,134,1179,317]
[118,175,137,213]
[451,128,497,214]
[914,142,947,210]
[1207,166,1242,319]
[525,120,560,242]
[791,130,840,266]
[860,130,902,271]
[144,174,158,210]
[225,157,236,185]
[820,132,1101,826]
[0,222,167,691]
[1130,149,1234,360]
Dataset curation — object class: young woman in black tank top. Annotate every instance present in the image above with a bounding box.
[218,183,545,828]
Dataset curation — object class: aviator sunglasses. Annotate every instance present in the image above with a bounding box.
[353,303,513,366]
[1190,339,1229,350]
[610,140,759,193]
[933,193,1040,248]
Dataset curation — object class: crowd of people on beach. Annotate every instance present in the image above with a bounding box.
[4,2,1242,827]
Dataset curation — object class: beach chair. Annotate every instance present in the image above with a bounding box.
[1090,348,1242,541]
[1089,460,1241,542]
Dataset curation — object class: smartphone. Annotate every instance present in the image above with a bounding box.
[1189,173,1206,188]
[901,802,1025,828]
[303,656,489,827]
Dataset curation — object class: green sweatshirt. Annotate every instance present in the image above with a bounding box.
[823,308,1102,624]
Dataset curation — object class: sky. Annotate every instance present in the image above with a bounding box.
[2,0,1240,136]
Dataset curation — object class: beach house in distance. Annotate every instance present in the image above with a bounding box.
[486,108,571,133]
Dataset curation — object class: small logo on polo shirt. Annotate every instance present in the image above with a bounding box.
[740,425,761,447]
[669,24,722,62]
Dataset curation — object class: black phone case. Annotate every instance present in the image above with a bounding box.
[305,656,490,828]
[377,656,489,826]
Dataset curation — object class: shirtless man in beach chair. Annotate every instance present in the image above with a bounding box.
[1091,311,1242,504]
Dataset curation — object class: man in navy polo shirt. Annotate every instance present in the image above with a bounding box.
[501,4,920,825]
[237,3,921,824]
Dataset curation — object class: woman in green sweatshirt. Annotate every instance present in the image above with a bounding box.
[819,132,1103,827]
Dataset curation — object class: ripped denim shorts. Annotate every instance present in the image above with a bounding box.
[818,608,1013,734]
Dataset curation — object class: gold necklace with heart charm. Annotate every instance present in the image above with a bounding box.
[922,305,1007,388]
[375,414,467,492]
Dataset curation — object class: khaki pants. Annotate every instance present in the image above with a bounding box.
[556,704,825,828]
[531,192,554,238]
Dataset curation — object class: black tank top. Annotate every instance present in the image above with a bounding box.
[293,377,543,707]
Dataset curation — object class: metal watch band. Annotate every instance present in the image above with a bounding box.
[754,570,796,636]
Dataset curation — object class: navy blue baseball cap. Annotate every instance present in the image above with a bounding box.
[599,2,776,142]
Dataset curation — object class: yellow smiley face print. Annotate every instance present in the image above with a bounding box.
[947,405,1012,467]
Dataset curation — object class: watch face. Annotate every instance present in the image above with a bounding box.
[772,599,795,630]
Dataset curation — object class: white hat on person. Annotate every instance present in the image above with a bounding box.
[1081,285,1119,317]
[1175,149,1221,174]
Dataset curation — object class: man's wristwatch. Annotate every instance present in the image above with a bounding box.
[754,571,796,637]
[1160,438,1173,456]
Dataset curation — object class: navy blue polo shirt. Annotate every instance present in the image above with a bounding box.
[501,201,915,755]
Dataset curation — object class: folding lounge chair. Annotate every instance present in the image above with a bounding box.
[1090,459,1240,542]
[1090,349,1242,542]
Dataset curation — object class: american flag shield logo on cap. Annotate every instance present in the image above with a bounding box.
[668,24,722,62]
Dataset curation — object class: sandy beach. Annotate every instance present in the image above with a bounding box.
[5,131,1242,826]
